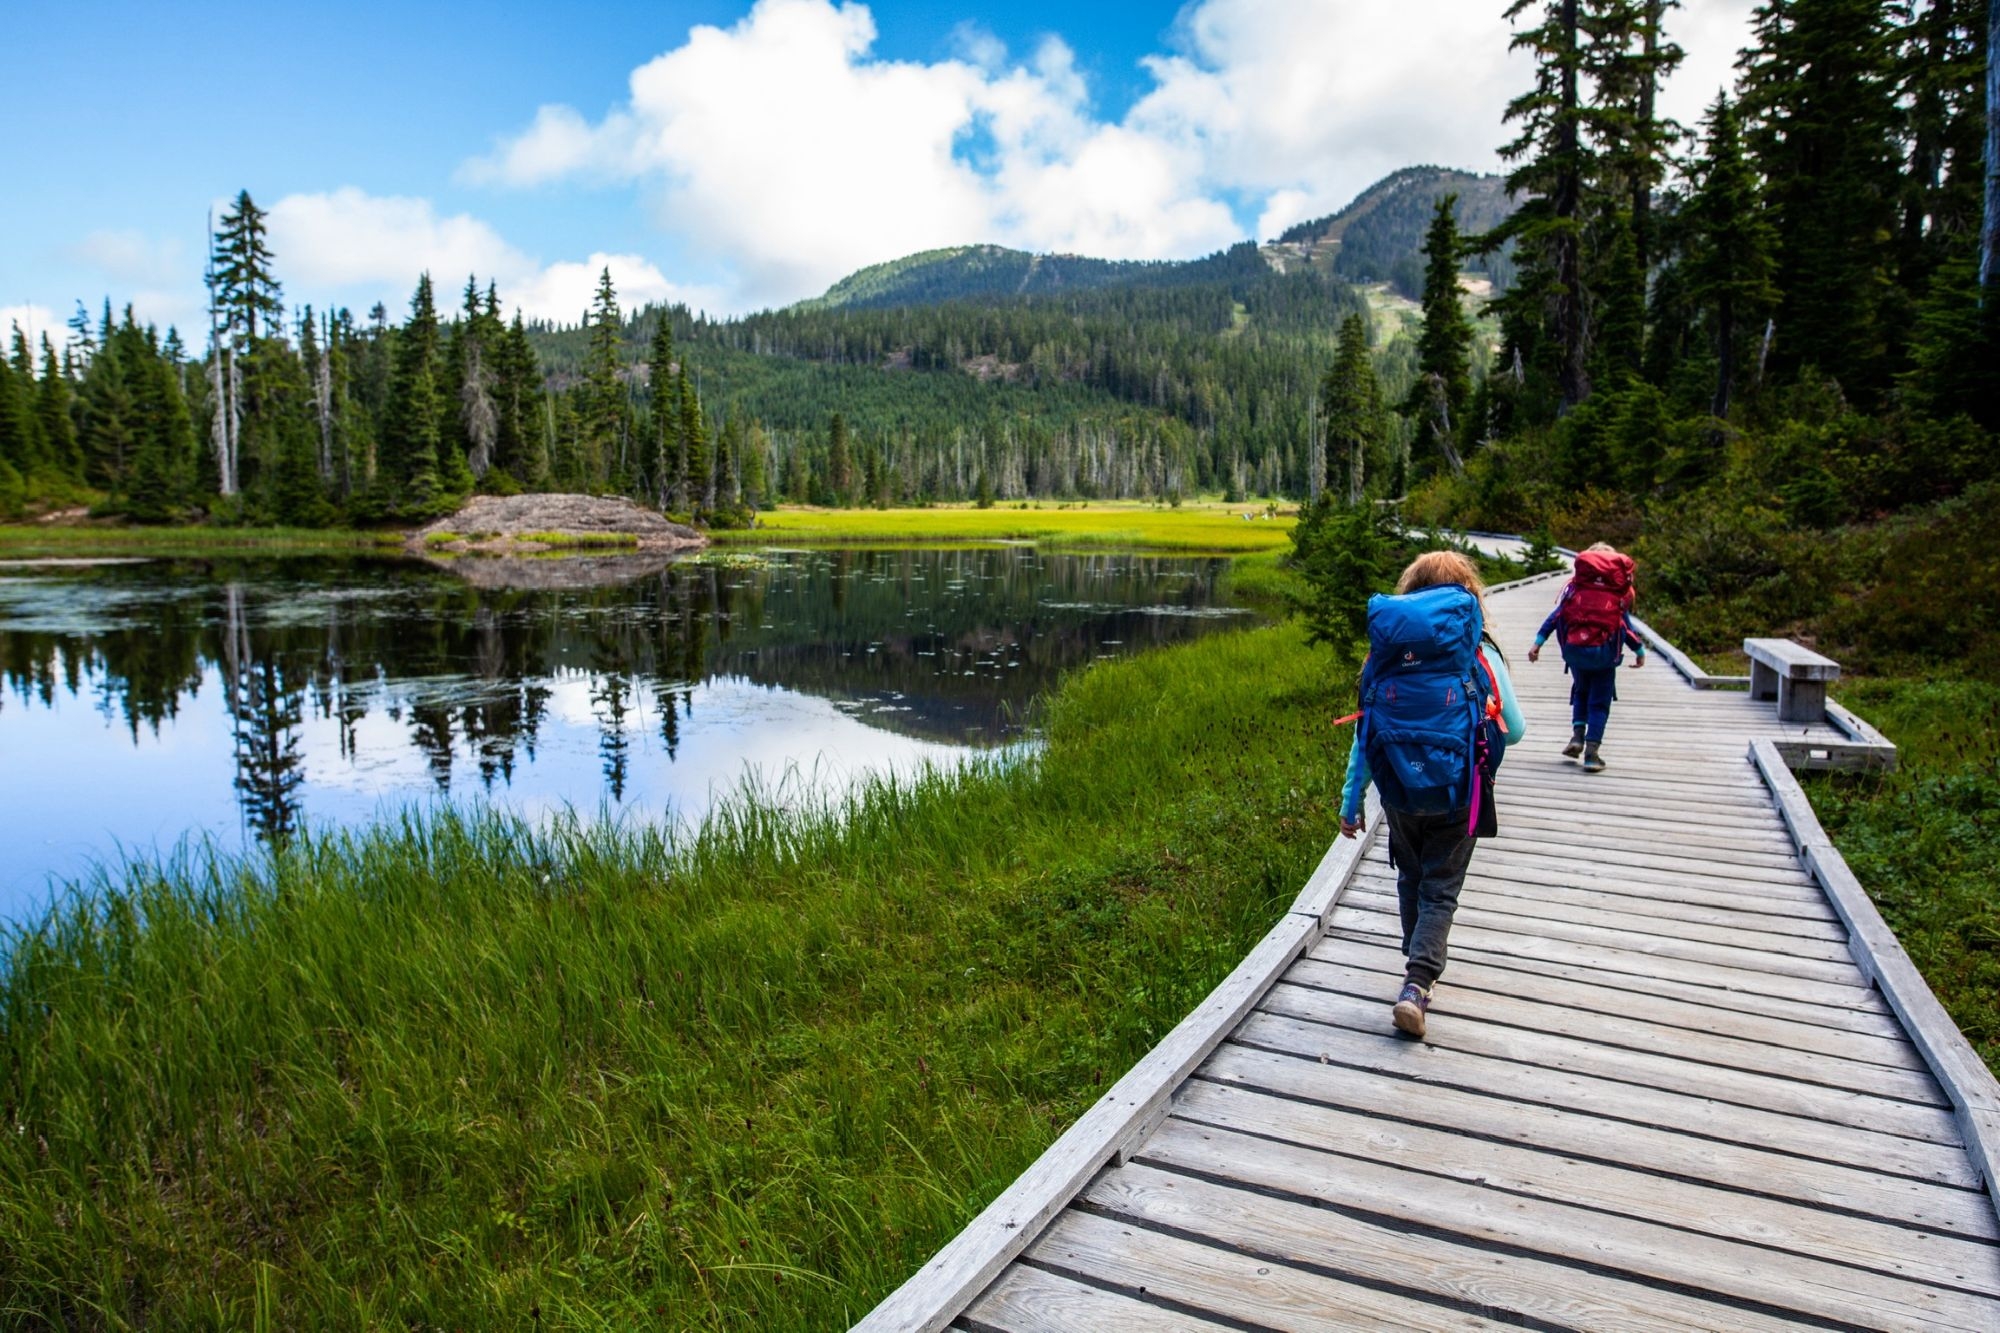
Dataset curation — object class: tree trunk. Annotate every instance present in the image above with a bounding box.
[1983,0,1999,294]
[1556,0,1592,410]
[1712,292,1735,421]
[1633,0,1661,277]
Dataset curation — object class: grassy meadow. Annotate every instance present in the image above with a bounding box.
[0,524,406,558]
[710,499,1298,552]
[0,612,1348,1329]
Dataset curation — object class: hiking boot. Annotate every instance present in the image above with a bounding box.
[1583,742,1606,773]
[1562,725,1586,758]
[1392,980,1432,1038]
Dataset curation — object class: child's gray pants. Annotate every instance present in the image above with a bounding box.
[1385,806,1479,987]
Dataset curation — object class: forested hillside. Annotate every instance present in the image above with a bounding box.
[0,162,1519,526]
[1273,164,1517,295]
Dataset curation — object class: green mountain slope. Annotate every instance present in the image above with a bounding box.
[1269,165,1515,295]
[795,241,1273,312]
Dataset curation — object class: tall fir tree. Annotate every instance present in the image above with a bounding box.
[1489,0,1596,414]
[646,315,678,507]
[1739,0,1903,401]
[580,267,624,490]
[36,337,81,481]
[679,370,710,510]
[826,412,854,505]
[1683,93,1777,424]
[209,191,283,345]
[1320,313,1384,504]
[1586,0,1683,275]
[381,275,444,512]
[1409,195,1476,471]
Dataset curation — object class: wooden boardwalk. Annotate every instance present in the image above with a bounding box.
[858,570,2000,1332]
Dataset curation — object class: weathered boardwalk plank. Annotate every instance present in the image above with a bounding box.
[857,569,2000,1332]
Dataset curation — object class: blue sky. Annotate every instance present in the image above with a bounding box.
[2,0,1757,340]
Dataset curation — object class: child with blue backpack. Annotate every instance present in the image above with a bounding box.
[1337,551,1524,1038]
[1527,543,1646,773]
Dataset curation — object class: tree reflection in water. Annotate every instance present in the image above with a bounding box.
[0,547,1254,890]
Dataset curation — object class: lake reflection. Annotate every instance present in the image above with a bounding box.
[0,547,1254,918]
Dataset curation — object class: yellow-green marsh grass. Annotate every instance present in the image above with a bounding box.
[710,500,1298,552]
[0,523,408,557]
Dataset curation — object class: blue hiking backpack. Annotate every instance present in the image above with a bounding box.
[1357,584,1496,817]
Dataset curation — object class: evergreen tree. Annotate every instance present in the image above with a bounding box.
[679,371,710,510]
[646,316,678,506]
[447,277,498,485]
[714,414,739,509]
[1591,213,1647,386]
[740,420,770,507]
[1409,196,1475,468]
[0,351,29,500]
[1488,0,1595,414]
[1,329,42,477]
[1896,0,1987,288]
[1986,0,2000,293]
[380,275,444,512]
[209,191,284,344]
[495,312,543,487]
[826,412,854,504]
[1586,0,1683,274]
[781,437,810,503]
[36,337,81,481]
[1321,313,1385,503]
[580,267,624,490]
[1739,0,1902,401]
[1683,93,1777,423]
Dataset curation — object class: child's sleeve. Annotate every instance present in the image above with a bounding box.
[1487,646,1527,745]
[1623,612,1647,657]
[1339,734,1370,822]
[1534,591,1567,646]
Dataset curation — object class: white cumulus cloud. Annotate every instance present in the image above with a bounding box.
[462,0,1759,308]
[262,189,712,324]
[0,304,65,354]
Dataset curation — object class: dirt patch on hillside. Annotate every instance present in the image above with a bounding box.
[412,494,706,554]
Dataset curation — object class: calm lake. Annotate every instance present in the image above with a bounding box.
[0,546,1256,923]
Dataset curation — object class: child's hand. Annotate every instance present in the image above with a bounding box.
[1527,644,1540,664]
[1339,814,1365,839]
[1630,653,1646,669]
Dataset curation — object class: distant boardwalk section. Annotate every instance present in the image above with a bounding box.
[856,568,2000,1332]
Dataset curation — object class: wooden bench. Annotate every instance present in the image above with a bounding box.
[1743,637,1840,722]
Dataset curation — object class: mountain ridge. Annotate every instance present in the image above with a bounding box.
[794,165,1516,312]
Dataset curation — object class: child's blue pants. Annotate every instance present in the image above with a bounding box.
[1569,667,1618,742]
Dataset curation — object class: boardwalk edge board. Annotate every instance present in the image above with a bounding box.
[850,815,1383,1333]
[1751,738,2000,1226]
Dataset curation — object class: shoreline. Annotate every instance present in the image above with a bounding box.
[0,611,1337,1327]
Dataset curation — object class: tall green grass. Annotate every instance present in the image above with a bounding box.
[1807,677,2000,1072]
[0,525,405,557]
[0,621,1347,1329]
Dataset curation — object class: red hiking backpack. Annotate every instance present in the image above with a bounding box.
[1562,550,1635,649]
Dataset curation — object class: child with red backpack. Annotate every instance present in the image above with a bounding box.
[1527,542,1646,773]
[1337,551,1525,1038]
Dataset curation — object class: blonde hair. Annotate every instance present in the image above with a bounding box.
[1396,550,1487,616]
[1585,541,1621,554]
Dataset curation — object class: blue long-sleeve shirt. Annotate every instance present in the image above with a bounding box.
[1534,585,1646,659]
[1339,637,1524,821]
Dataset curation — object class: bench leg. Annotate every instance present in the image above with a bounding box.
[1776,676,1827,723]
[1750,660,1779,702]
